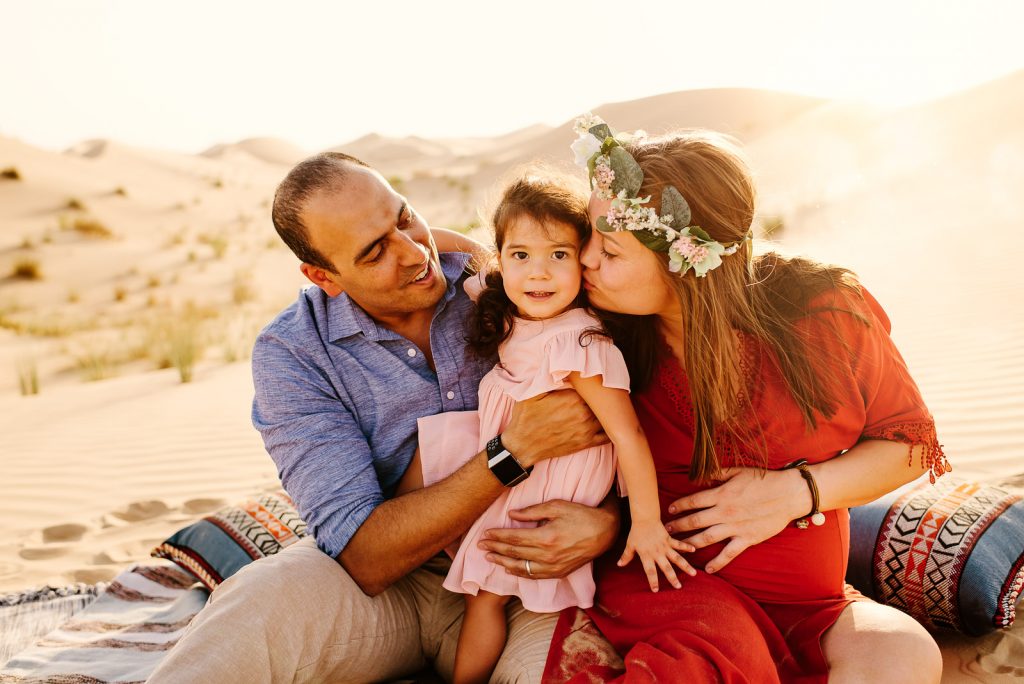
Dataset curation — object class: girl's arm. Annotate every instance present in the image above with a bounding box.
[567,372,695,591]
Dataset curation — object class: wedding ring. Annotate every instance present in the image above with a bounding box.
[525,559,533,576]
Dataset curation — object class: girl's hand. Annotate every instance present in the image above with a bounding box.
[618,518,696,592]
[663,467,807,574]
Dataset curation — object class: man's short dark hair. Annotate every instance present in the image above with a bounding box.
[271,152,370,272]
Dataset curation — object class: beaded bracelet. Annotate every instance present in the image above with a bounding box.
[784,459,826,529]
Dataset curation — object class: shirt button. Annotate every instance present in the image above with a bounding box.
[407,348,416,357]
[446,391,455,400]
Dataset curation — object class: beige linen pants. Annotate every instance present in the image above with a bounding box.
[147,537,558,683]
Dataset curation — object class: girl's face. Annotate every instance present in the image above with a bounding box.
[579,193,677,317]
[498,215,582,320]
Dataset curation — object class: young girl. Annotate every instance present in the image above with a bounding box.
[399,175,694,684]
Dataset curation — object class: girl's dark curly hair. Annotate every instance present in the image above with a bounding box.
[467,174,592,359]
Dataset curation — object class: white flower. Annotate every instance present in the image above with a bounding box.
[571,134,603,168]
[573,113,603,136]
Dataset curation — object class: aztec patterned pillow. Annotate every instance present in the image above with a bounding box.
[848,476,1024,636]
[151,490,307,591]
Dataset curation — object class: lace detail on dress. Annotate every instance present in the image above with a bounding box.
[658,357,695,430]
[862,421,952,483]
[656,346,761,470]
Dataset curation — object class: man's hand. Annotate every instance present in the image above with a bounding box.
[477,498,619,578]
[501,390,607,468]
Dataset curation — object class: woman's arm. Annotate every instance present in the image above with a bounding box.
[664,440,929,574]
[430,227,491,270]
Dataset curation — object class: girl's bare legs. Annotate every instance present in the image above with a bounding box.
[453,590,512,684]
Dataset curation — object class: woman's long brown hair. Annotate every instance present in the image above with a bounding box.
[600,132,865,482]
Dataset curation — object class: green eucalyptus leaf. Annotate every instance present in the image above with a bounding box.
[608,147,644,196]
[587,153,598,184]
[589,123,612,141]
[688,226,712,242]
[596,216,613,233]
[661,186,691,228]
[634,229,672,253]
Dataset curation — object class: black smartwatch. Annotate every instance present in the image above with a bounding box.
[486,434,532,487]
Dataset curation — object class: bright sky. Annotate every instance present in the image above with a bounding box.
[2,0,1022,153]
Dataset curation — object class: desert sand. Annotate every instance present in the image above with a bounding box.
[1,75,1022,679]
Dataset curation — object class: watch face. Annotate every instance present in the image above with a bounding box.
[488,450,528,487]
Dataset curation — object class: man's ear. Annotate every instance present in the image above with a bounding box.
[300,263,343,297]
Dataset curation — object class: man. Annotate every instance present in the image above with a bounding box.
[148,152,619,683]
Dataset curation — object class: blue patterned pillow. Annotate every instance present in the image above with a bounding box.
[848,477,1024,635]
[151,490,307,591]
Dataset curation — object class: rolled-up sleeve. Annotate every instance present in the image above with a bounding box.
[252,331,382,557]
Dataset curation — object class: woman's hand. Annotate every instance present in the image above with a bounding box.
[477,498,619,579]
[663,467,808,574]
[618,518,696,592]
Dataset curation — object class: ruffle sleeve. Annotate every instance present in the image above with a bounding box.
[815,287,951,482]
[502,329,631,401]
[416,410,481,488]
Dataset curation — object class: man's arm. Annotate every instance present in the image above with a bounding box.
[339,389,607,595]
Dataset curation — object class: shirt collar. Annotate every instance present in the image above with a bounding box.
[326,251,473,343]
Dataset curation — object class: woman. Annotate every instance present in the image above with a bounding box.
[487,116,948,683]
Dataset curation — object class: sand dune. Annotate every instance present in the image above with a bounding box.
[200,137,308,166]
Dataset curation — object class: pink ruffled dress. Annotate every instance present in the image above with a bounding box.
[417,307,630,613]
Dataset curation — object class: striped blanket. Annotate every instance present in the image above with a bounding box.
[0,564,207,683]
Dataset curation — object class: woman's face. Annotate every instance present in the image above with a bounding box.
[580,194,677,317]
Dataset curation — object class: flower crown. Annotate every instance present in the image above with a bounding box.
[571,113,749,277]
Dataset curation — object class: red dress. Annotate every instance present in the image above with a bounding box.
[543,288,948,683]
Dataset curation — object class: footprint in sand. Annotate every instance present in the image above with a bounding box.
[42,523,89,544]
[72,567,118,584]
[0,560,23,579]
[109,500,171,522]
[19,546,70,560]
[182,497,226,514]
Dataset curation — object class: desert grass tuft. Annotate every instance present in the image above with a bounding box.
[65,217,114,239]
[66,197,87,211]
[221,315,261,363]
[147,305,211,383]
[1,167,22,180]
[232,270,256,305]
[113,186,128,197]
[11,259,42,280]
[74,339,120,382]
[16,358,40,395]
[198,232,228,259]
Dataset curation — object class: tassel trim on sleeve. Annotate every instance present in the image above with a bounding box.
[862,421,951,483]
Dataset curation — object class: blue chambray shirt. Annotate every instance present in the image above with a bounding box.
[252,252,495,557]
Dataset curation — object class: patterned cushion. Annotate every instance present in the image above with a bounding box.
[848,477,1024,635]
[151,490,308,591]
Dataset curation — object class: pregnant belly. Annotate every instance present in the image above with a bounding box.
[676,508,851,604]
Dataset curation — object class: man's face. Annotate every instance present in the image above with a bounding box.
[300,165,447,320]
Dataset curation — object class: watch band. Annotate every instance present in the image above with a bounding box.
[486,435,532,487]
